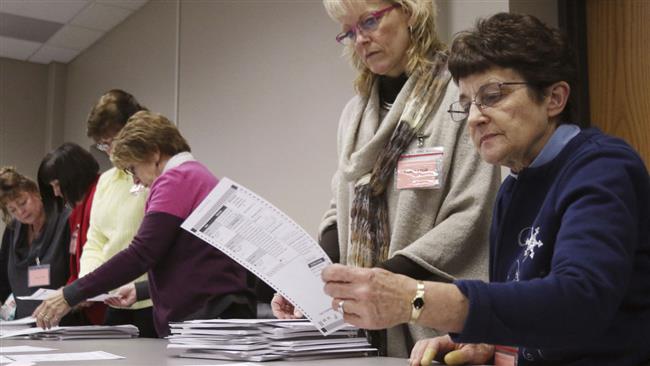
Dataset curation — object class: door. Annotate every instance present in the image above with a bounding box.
[586,0,650,168]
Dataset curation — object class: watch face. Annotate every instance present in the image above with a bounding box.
[413,297,424,309]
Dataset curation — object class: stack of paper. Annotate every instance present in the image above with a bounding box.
[0,316,36,336]
[0,324,139,340]
[16,288,118,302]
[166,319,376,362]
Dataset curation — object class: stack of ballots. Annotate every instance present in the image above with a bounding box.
[166,318,376,362]
[0,324,139,340]
[0,316,36,337]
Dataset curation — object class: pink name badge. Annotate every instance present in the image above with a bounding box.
[28,264,51,288]
[396,147,444,190]
[494,345,518,366]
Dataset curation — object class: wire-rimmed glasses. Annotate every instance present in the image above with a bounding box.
[448,81,530,122]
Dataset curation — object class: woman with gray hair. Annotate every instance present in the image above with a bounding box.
[322,12,650,366]
[272,0,501,357]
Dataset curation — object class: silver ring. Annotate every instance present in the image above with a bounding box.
[338,300,345,313]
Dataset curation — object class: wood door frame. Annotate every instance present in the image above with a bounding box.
[557,0,591,128]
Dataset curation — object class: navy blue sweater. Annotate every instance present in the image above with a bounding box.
[454,128,650,365]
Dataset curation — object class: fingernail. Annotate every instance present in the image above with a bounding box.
[443,350,467,366]
[421,347,436,365]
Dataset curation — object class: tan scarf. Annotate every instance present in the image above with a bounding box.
[348,52,452,268]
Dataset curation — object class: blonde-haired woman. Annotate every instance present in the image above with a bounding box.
[33,111,255,337]
[0,167,70,320]
[272,0,501,357]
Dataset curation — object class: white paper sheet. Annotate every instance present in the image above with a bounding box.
[0,317,35,326]
[0,355,11,364]
[184,364,258,366]
[0,346,55,353]
[6,351,123,363]
[181,177,344,335]
[16,288,117,302]
[0,324,139,339]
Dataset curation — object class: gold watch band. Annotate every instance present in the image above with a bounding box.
[409,281,425,323]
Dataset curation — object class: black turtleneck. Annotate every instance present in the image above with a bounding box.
[378,73,408,105]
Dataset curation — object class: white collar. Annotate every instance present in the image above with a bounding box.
[162,152,195,173]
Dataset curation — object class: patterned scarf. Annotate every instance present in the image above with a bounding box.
[348,52,452,268]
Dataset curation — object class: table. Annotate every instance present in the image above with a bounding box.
[0,338,407,365]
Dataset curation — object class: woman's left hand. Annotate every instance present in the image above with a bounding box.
[321,264,414,329]
[32,289,71,329]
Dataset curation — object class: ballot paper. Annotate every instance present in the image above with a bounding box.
[181,177,344,335]
[4,351,123,363]
[16,288,117,302]
[0,324,138,340]
[0,346,55,353]
[0,317,36,337]
[167,318,375,362]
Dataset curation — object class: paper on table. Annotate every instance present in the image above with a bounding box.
[16,288,117,302]
[184,364,259,366]
[0,346,55,353]
[181,177,344,335]
[6,351,123,363]
[0,324,139,339]
[0,317,35,326]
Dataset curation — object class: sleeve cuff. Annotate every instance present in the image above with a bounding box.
[452,279,491,343]
[319,224,340,263]
[62,281,85,307]
[379,255,441,281]
[135,281,150,301]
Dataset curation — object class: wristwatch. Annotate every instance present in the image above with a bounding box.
[409,281,425,323]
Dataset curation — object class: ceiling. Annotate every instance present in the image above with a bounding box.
[0,0,147,64]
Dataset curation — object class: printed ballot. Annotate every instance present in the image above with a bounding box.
[181,177,345,335]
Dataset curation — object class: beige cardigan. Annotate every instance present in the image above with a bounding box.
[320,75,501,357]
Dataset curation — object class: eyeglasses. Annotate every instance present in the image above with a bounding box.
[95,137,113,153]
[335,4,399,45]
[124,166,135,176]
[448,81,530,122]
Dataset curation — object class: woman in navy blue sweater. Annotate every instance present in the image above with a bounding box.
[320,12,650,366]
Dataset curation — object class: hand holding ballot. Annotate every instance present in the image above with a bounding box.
[181,177,345,335]
[104,283,137,308]
[32,289,70,329]
[271,293,303,319]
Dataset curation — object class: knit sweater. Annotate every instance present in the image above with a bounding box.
[0,207,70,318]
[80,167,151,310]
[64,158,252,336]
[320,73,501,357]
[455,128,650,365]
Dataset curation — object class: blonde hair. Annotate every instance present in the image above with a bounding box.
[111,111,190,170]
[323,0,444,96]
[0,166,39,224]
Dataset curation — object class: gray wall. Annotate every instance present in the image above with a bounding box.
[0,58,49,179]
[63,0,178,146]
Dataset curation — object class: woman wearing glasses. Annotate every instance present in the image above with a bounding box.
[322,12,650,366]
[32,111,255,337]
[77,90,156,337]
[272,0,501,357]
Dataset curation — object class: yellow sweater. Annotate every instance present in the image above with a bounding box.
[80,167,152,309]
